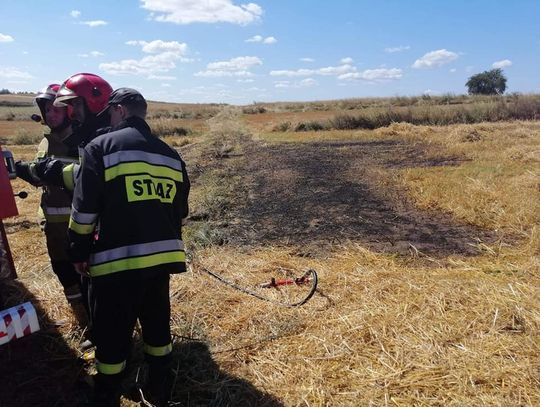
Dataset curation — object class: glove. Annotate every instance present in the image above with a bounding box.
[15,161,42,186]
[34,158,65,187]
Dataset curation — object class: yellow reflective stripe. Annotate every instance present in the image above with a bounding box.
[144,343,172,357]
[69,217,96,235]
[90,251,185,277]
[62,163,75,191]
[104,162,183,183]
[96,360,126,375]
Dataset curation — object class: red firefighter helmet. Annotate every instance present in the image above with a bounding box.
[54,73,112,115]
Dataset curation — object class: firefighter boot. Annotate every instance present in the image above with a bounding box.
[146,354,174,407]
[64,284,89,329]
[91,372,122,407]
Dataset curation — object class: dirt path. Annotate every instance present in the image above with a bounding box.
[220,138,495,257]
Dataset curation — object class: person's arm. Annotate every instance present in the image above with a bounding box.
[68,143,104,268]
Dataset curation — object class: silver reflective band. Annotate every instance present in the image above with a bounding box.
[90,239,184,265]
[73,163,80,179]
[103,150,182,171]
[71,206,98,224]
[43,206,71,215]
[49,156,79,164]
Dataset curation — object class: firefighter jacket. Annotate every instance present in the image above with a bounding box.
[33,129,79,263]
[68,116,190,278]
[35,129,78,225]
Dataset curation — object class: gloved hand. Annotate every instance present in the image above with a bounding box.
[15,161,41,186]
[34,158,65,187]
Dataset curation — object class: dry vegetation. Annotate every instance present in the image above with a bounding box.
[0,94,539,406]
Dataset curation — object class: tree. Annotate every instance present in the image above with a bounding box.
[466,68,507,95]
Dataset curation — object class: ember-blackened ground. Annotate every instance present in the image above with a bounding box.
[195,138,497,257]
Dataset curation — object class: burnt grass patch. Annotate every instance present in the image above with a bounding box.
[215,138,497,257]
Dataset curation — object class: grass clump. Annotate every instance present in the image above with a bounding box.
[12,128,41,145]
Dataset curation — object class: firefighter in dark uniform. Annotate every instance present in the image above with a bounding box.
[68,88,190,406]
[15,84,88,327]
[17,73,113,344]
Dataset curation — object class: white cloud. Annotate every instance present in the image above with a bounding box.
[0,67,33,79]
[449,68,457,73]
[148,74,177,80]
[195,70,254,78]
[300,58,314,63]
[274,78,318,89]
[340,57,354,64]
[270,68,314,77]
[384,45,410,53]
[196,56,262,77]
[338,68,402,82]
[70,10,81,18]
[246,35,263,42]
[299,78,317,87]
[0,33,14,43]
[78,50,105,58]
[140,0,263,25]
[492,59,512,69]
[101,39,190,76]
[412,49,458,69]
[270,64,356,77]
[80,20,108,27]
[162,83,171,87]
[127,39,188,55]
[237,78,254,83]
[246,35,276,44]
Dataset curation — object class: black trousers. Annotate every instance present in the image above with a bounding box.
[91,272,171,372]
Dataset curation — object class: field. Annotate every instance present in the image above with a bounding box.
[0,94,539,406]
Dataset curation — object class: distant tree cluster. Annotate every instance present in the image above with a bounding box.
[466,69,507,95]
[0,88,11,94]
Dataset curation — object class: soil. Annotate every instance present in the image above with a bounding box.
[198,137,497,258]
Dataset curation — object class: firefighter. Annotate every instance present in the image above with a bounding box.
[68,88,190,406]
[14,84,89,327]
[33,73,114,191]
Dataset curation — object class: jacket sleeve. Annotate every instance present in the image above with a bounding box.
[68,143,104,262]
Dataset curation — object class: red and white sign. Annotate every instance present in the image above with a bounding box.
[0,302,40,345]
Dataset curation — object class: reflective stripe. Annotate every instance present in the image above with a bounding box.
[144,343,172,357]
[103,150,182,171]
[62,163,75,191]
[90,251,185,277]
[43,206,71,222]
[43,206,71,216]
[71,206,98,224]
[69,218,96,235]
[91,239,184,265]
[96,360,126,375]
[104,162,183,183]
[65,293,82,300]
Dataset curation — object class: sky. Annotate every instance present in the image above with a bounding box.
[1,0,539,104]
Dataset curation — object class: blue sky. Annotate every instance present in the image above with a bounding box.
[1,0,539,104]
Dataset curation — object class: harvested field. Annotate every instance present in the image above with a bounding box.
[1,103,539,406]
